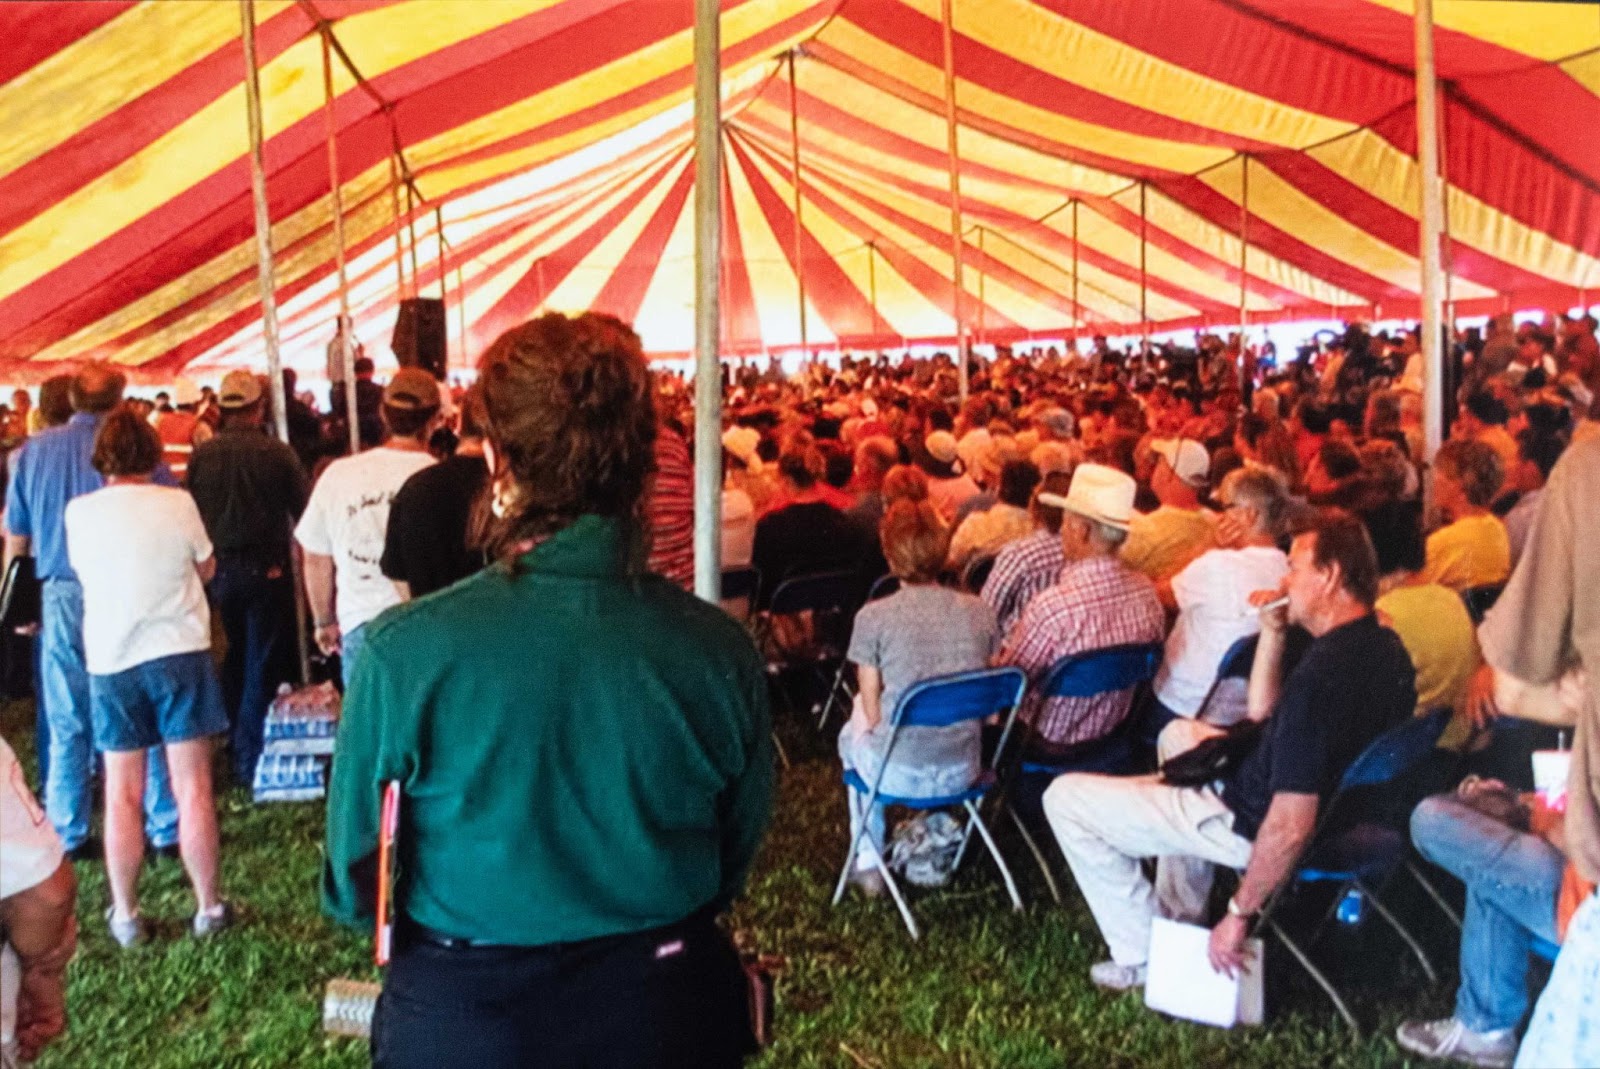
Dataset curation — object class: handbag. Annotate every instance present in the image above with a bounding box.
[0,556,40,634]
[1160,720,1264,787]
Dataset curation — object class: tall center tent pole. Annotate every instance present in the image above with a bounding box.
[691,0,723,604]
[240,0,309,684]
[938,0,968,401]
[787,51,809,361]
[1415,0,1446,460]
[320,27,360,457]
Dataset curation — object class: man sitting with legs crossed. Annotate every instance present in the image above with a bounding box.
[1043,509,1416,990]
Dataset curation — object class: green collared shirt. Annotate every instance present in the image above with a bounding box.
[322,515,773,945]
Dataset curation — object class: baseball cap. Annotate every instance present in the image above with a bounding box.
[383,367,442,411]
[1151,437,1210,487]
[217,370,262,409]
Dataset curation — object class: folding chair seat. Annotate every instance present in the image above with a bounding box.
[1000,642,1164,905]
[830,667,1028,940]
[1251,708,1452,1033]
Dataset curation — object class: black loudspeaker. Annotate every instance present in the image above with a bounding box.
[392,297,447,379]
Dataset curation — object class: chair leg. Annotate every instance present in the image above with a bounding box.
[874,852,920,940]
[1008,803,1062,906]
[772,731,791,771]
[1406,859,1463,930]
[1357,878,1438,985]
[816,662,852,731]
[831,800,873,907]
[965,800,1023,913]
[1262,916,1360,1035]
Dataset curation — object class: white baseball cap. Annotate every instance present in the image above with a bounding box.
[1151,437,1210,487]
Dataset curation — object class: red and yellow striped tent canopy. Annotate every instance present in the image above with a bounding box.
[4,0,1598,379]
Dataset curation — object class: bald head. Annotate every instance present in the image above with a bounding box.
[70,364,127,414]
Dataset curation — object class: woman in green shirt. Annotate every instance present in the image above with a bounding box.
[324,312,773,1069]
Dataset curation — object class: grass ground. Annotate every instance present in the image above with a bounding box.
[6,700,1450,1069]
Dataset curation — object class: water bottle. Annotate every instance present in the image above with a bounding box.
[1335,888,1365,926]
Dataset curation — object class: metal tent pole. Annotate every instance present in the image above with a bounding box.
[321,28,359,457]
[786,50,809,359]
[976,226,986,349]
[1239,156,1250,393]
[1140,181,1149,365]
[240,0,308,683]
[939,0,968,400]
[240,0,290,445]
[867,240,880,341]
[1416,0,1446,460]
[1071,200,1080,350]
[691,0,723,603]
[388,157,408,296]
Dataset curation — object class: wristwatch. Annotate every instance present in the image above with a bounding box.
[1226,896,1257,920]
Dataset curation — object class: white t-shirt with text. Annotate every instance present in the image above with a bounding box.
[295,447,435,633]
[1154,545,1289,717]
[65,484,213,676]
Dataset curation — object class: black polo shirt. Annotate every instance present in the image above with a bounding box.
[1220,614,1416,840]
[186,424,309,569]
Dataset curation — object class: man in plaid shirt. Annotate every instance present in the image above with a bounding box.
[995,465,1164,753]
[980,471,1071,638]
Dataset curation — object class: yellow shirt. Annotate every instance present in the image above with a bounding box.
[1421,514,1511,592]
[1377,582,1480,717]
[1121,506,1216,584]
[1476,426,1520,474]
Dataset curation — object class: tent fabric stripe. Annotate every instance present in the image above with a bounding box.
[1,0,1596,377]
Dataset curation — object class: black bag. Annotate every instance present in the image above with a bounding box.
[1160,720,1265,787]
[0,555,40,633]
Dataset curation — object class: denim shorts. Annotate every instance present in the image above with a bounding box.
[90,650,229,752]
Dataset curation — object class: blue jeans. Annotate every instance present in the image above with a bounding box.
[210,557,294,783]
[1517,890,1600,1068]
[341,623,368,694]
[1411,794,1563,1033]
[40,579,178,850]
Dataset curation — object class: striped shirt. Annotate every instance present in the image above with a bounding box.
[980,528,1064,639]
[996,553,1165,748]
[645,424,695,590]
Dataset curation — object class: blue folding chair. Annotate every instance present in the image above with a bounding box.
[830,666,1028,940]
[1003,643,1163,905]
[1251,708,1452,1033]
[1461,583,1505,625]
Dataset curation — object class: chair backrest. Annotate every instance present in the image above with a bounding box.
[0,555,39,632]
[720,566,759,601]
[1461,584,1504,624]
[1215,634,1259,682]
[866,573,900,602]
[1334,708,1452,794]
[1039,642,1163,699]
[893,667,1028,731]
[767,570,859,616]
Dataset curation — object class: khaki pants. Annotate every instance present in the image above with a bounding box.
[1042,719,1253,966]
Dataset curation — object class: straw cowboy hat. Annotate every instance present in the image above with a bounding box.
[1037,462,1136,531]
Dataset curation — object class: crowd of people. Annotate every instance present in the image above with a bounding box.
[1,307,1598,1067]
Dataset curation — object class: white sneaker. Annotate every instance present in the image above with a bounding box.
[105,907,147,949]
[1395,1017,1517,1069]
[192,902,232,939]
[1089,960,1146,992]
